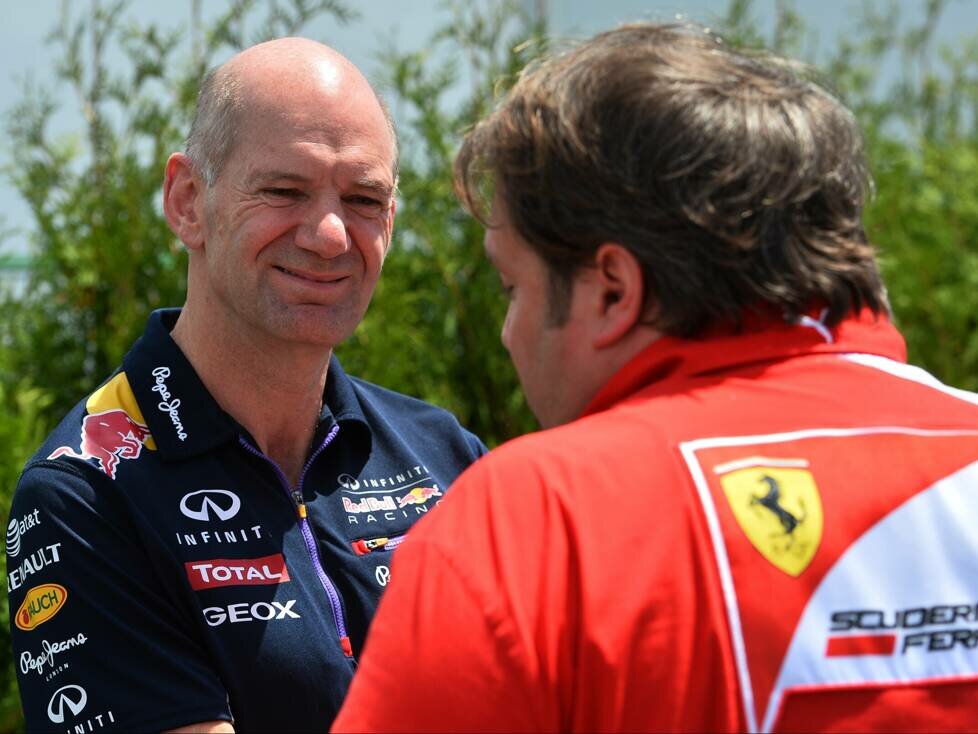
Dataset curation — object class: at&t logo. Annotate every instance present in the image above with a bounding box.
[180,489,240,522]
[6,508,40,558]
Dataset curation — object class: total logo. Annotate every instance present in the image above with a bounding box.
[5,508,41,558]
[186,554,291,590]
[180,489,240,522]
[203,600,300,627]
[15,583,67,631]
[47,684,114,731]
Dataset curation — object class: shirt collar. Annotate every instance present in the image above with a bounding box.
[124,309,370,461]
[582,307,907,418]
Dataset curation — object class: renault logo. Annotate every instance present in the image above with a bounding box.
[47,684,87,723]
[179,489,241,522]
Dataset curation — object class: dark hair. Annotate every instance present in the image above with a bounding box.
[455,23,888,334]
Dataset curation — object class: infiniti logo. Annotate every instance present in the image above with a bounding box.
[47,684,87,723]
[179,490,241,522]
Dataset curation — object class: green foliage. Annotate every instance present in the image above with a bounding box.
[722,0,978,390]
[0,0,977,730]
[0,2,355,729]
[0,376,53,732]
[869,140,978,390]
[338,1,544,445]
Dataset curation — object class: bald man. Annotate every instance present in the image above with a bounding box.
[7,38,485,733]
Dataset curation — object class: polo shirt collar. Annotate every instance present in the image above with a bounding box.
[124,309,369,461]
[582,307,907,418]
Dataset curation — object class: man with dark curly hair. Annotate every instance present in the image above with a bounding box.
[334,23,978,732]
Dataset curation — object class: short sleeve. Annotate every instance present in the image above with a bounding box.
[7,461,231,732]
[332,534,541,733]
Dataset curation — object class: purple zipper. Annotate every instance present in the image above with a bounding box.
[352,533,406,556]
[238,425,352,656]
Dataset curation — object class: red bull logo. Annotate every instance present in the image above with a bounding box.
[396,486,442,508]
[48,373,156,479]
[50,410,153,479]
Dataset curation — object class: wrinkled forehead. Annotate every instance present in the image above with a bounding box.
[234,58,396,171]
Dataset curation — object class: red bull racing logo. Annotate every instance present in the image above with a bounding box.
[396,486,442,508]
[48,373,156,479]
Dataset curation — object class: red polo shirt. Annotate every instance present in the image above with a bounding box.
[334,310,978,732]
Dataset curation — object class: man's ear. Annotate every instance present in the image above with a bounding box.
[590,242,646,349]
[163,153,206,251]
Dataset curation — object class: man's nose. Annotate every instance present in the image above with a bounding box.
[295,197,350,258]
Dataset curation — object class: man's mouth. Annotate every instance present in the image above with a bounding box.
[275,266,346,284]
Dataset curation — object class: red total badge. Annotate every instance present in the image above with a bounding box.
[185,554,290,590]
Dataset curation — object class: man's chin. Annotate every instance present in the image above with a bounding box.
[257,304,363,350]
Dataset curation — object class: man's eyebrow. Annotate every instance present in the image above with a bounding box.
[246,171,312,188]
[353,176,395,198]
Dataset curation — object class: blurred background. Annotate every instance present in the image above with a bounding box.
[1,0,977,728]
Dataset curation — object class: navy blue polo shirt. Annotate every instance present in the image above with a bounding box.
[7,309,486,733]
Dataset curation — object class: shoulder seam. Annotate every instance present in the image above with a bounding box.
[20,458,101,486]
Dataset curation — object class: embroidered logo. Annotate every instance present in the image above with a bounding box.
[16,583,68,631]
[48,372,156,479]
[151,367,188,441]
[716,457,823,576]
[179,489,241,522]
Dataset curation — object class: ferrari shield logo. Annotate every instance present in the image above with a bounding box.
[718,462,823,576]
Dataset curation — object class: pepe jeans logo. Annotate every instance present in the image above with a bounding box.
[6,508,41,558]
[179,490,241,522]
[151,367,188,441]
[20,633,88,677]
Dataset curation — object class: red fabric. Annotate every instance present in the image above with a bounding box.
[333,311,978,733]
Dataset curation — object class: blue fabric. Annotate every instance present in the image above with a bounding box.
[8,309,487,732]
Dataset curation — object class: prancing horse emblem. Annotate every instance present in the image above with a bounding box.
[751,475,806,541]
[718,461,824,576]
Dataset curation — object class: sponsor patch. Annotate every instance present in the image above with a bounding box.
[151,367,188,441]
[202,600,300,626]
[46,684,114,730]
[397,486,442,508]
[16,583,68,631]
[716,459,822,576]
[180,489,241,522]
[6,508,41,558]
[683,429,978,733]
[47,373,156,479]
[8,542,62,592]
[20,632,88,678]
[185,553,290,590]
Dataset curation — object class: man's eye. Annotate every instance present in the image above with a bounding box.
[263,188,302,199]
[345,195,384,208]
